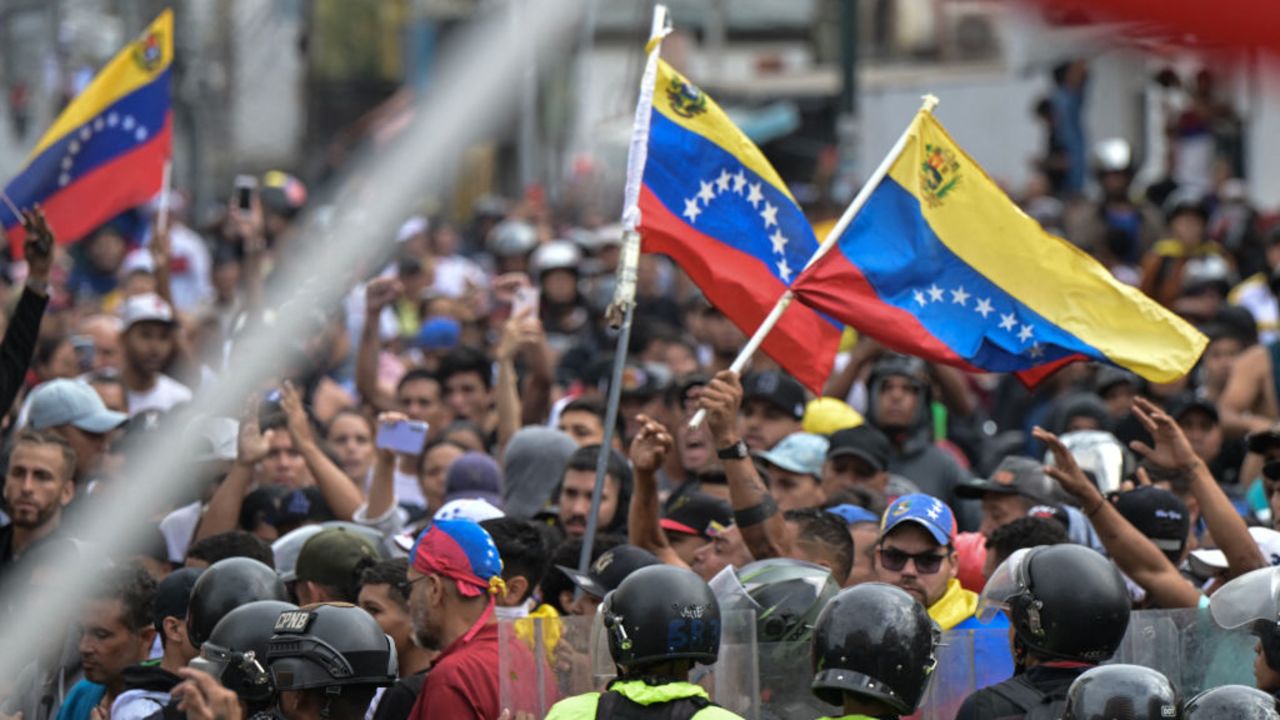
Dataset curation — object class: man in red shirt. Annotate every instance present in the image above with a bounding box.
[406,519,551,719]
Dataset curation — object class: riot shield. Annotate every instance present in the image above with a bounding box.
[498,609,759,718]
[1113,606,1257,694]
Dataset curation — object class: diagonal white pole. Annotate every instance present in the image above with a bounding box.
[687,94,939,429]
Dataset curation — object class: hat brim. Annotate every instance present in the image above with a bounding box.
[754,450,818,478]
[442,492,505,511]
[659,518,702,537]
[72,409,128,434]
[555,564,607,599]
[881,516,951,547]
[744,394,803,421]
[1188,549,1227,577]
[826,448,886,473]
[954,479,1021,500]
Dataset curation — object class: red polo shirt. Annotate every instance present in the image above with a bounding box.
[410,622,500,720]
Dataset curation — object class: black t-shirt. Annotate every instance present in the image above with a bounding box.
[955,664,1087,720]
[371,671,427,720]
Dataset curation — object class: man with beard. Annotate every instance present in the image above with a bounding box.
[0,431,76,573]
[405,519,552,720]
[556,445,631,537]
[118,293,191,415]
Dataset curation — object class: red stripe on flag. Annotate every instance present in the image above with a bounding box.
[7,116,171,256]
[639,186,839,394]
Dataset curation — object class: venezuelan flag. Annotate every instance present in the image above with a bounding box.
[790,109,1206,385]
[4,10,173,254]
[639,59,841,393]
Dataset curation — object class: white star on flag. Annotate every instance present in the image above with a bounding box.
[777,258,792,282]
[928,285,944,302]
[999,313,1017,331]
[950,286,970,306]
[761,202,778,228]
[1028,343,1045,358]
[698,181,716,205]
[913,290,927,306]
[732,170,747,194]
[770,229,788,255]
[1018,324,1034,342]
[715,169,732,193]
[747,183,764,209]
[683,197,702,223]
[975,298,994,318]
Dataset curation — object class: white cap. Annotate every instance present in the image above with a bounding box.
[432,498,505,523]
[120,292,175,330]
[1189,527,1280,577]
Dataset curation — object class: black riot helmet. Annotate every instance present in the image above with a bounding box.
[266,604,397,692]
[709,558,839,644]
[187,558,290,648]
[1062,665,1181,720]
[602,564,720,670]
[191,600,298,705]
[979,544,1130,663]
[1184,685,1280,720]
[810,583,939,715]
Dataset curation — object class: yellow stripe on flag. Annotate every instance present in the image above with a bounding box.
[28,9,174,161]
[651,60,796,203]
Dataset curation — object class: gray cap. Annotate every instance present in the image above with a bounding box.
[27,379,127,434]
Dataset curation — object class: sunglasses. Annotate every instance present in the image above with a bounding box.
[878,547,949,575]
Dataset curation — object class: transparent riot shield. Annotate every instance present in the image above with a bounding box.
[498,609,759,718]
[910,625,1015,720]
[1113,606,1257,694]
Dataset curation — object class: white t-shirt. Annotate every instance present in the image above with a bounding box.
[159,500,202,563]
[127,374,193,416]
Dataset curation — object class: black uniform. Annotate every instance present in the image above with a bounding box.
[954,664,1085,720]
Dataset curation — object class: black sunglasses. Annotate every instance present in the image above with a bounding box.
[878,547,948,575]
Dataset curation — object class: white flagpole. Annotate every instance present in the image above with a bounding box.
[156,160,173,232]
[576,4,671,582]
[688,94,940,429]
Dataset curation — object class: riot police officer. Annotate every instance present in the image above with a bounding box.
[266,604,398,720]
[545,564,743,719]
[956,544,1131,719]
[809,583,940,720]
[189,600,298,718]
[1061,664,1181,720]
[187,558,290,649]
[1184,685,1280,720]
[1209,565,1280,700]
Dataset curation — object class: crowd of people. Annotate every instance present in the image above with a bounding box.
[1,56,1280,718]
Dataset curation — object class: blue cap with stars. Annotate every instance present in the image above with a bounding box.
[880,493,956,547]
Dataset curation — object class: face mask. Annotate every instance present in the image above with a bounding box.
[495,602,530,620]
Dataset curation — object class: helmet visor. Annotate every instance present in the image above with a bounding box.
[1210,566,1280,629]
[977,547,1034,622]
[708,564,761,615]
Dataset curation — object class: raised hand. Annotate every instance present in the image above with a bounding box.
[365,277,403,317]
[279,381,314,448]
[236,395,272,466]
[1129,396,1201,472]
[630,414,673,474]
[1033,425,1100,506]
[698,371,743,447]
[21,205,54,285]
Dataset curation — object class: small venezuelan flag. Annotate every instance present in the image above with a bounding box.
[4,9,173,255]
[638,59,842,394]
[790,107,1206,386]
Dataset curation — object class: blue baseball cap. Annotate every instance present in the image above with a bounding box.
[826,504,880,526]
[755,432,828,478]
[880,493,956,547]
[26,379,127,434]
[416,317,461,351]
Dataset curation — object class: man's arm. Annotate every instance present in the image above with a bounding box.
[363,412,404,522]
[193,404,269,542]
[700,371,790,560]
[1035,426,1202,608]
[0,208,53,414]
[823,336,882,399]
[1218,344,1274,438]
[1129,397,1265,580]
[356,278,401,413]
[627,414,689,568]
[494,307,541,458]
[280,382,363,521]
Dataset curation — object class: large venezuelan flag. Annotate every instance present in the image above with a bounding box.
[4,10,173,255]
[790,109,1206,385]
[639,60,841,393]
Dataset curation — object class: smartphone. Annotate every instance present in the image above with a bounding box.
[234,174,257,213]
[70,334,95,373]
[512,285,539,318]
[376,419,429,455]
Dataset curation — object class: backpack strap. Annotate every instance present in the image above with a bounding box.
[987,674,1049,712]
